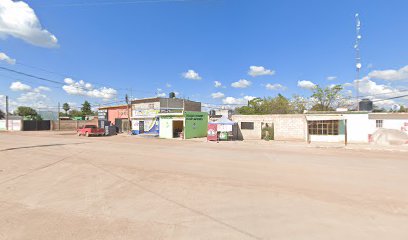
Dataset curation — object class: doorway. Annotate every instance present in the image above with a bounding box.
[173,120,183,138]
[139,121,145,134]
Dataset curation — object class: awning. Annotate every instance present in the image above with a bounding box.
[306,115,345,121]
[209,115,236,125]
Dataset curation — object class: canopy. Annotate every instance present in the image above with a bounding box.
[209,115,236,125]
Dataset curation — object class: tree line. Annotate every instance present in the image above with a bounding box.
[0,101,95,120]
[235,85,407,115]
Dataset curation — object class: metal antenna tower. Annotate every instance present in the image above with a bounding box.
[354,13,362,110]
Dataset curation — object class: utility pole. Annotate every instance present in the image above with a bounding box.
[126,94,131,134]
[5,96,9,131]
[58,102,61,131]
[355,13,362,111]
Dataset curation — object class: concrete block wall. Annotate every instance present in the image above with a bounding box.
[232,114,307,141]
[273,115,307,141]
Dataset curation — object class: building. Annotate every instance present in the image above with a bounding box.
[131,97,201,135]
[98,104,130,132]
[232,114,307,141]
[232,112,408,144]
[159,111,208,139]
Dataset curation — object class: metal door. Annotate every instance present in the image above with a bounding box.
[139,121,144,133]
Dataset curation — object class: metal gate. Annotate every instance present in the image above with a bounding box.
[115,118,122,133]
[23,120,51,131]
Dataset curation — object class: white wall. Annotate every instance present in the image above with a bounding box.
[344,114,370,143]
[0,120,22,131]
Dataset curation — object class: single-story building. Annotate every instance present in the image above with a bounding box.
[231,114,307,141]
[231,112,408,144]
[159,111,208,139]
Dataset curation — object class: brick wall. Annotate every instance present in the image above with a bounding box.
[51,119,98,131]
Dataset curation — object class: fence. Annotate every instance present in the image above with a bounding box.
[0,120,23,131]
[23,120,51,131]
[51,118,98,131]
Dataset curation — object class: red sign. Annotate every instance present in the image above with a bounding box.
[207,124,218,141]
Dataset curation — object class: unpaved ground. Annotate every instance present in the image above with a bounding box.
[0,131,408,240]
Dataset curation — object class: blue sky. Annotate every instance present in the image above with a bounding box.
[1,0,408,111]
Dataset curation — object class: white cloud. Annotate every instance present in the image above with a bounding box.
[368,65,408,81]
[10,81,31,91]
[62,78,117,100]
[34,86,51,92]
[327,76,337,81]
[166,83,172,88]
[248,66,275,77]
[0,0,58,48]
[356,77,393,96]
[265,83,286,91]
[343,82,353,87]
[0,52,15,64]
[211,92,225,99]
[182,69,201,80]
[157,92,166,97]
[214,81,222,88]
[231,79,252,88]
[222,96,256,105]
[297,80,316,90]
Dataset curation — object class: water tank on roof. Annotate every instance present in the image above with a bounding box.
[169,92,176,98]
[359,98,373,111]
[209,110,216,117]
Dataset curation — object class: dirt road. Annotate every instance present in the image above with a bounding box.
[0,132,407,239]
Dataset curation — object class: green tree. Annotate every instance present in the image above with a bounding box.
[290,95,309,113]
[16,106,38,118]
[311,85,343,111]
[236,94,292,115]
[81,101,92,115]
[263,94,292,114]
[70,109,84,118]
[0,109,4,119]
[399,105,407,112]
[236,98,263,115]
[62,102,70,114]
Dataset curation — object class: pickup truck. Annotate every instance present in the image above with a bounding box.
[77,125,105,137]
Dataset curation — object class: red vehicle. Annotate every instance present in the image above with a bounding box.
[77,125,105,137]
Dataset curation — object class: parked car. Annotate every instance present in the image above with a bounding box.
[77,125,105,137]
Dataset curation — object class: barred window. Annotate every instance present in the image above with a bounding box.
[308,120,339,135]
[376,120,383,128]
[241,122,254,130]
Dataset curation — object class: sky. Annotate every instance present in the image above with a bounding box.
[1,0,408,112]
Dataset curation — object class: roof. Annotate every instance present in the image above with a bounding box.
[131,97,200,105]
[98,104,128,110]
[369,113,408,120]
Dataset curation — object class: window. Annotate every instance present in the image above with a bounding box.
[308,120,339,135]
[376,120,383,128]
[241,122,254,130]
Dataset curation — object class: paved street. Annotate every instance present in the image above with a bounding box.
[1,132,408,240]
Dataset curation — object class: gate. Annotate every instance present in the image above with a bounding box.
[115,118,123,133]
[23,120,51,131]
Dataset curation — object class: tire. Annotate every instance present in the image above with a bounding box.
[86,132,89,137]
[77,132,81,136]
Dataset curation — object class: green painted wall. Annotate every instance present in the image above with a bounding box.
[184,112,208,139]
